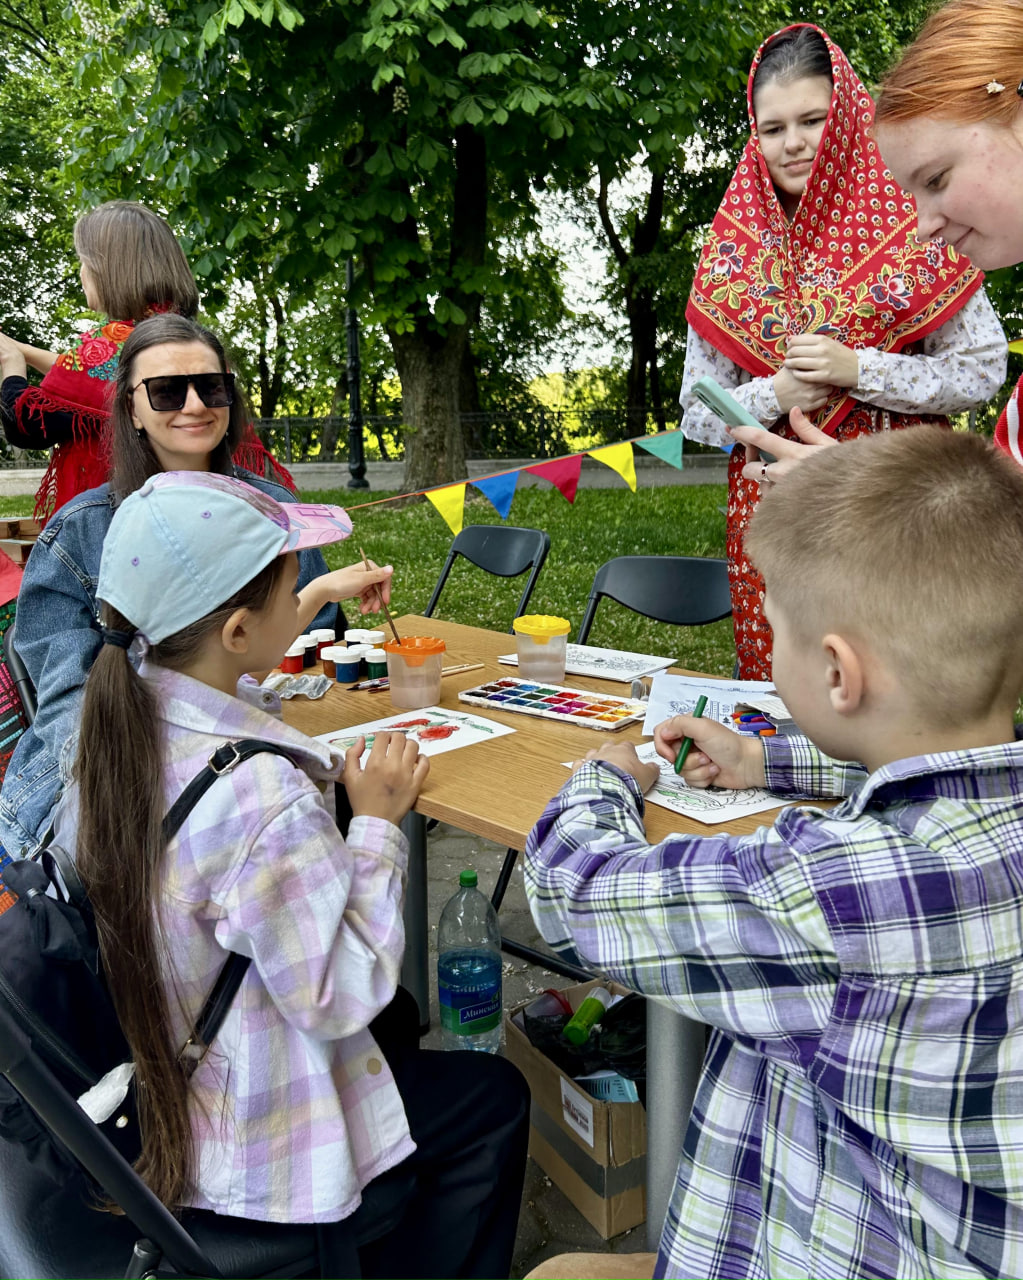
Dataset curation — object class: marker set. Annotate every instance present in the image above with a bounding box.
[732,710,777,737]
[458,677,644,731]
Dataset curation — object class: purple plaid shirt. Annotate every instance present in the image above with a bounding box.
[525,734,1023,1278]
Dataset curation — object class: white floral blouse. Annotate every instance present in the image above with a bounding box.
[679,288,1007,449]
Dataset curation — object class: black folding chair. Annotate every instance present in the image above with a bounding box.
[0,999,411,1279]
[3,623,37,726]
[424,526,551,632]
[577,555,732,643]
[490,555,733,980]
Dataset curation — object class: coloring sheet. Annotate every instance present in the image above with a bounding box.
[498,644,675,683]
[314,707,514,758]
[634,742,786,825]
[642,672,777,736]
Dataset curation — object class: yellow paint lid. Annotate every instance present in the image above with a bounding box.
[513,615,571,641]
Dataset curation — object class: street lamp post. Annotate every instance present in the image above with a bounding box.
[345,257,369,489]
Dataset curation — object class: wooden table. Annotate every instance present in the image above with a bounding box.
[283,615,784,1250]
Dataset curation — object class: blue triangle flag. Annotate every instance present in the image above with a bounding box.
[472,470,519,520]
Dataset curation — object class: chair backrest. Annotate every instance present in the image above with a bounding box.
[576,555,732,644]
[424,525,551,632]
[3,623,36,726]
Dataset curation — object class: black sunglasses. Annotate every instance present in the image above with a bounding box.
[132,372,236,412]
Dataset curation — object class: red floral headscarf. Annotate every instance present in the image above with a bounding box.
[685,24,982,435]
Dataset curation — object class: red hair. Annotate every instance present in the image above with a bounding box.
[877,0,1023,125]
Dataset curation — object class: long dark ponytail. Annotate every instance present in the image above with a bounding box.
[74,554,285,1208]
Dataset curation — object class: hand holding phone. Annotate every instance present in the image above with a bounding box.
[690,376,777,464]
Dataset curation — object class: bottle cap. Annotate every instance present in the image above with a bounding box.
[459,869,478,888]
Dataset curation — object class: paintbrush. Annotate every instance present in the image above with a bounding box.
[359,546,401,645]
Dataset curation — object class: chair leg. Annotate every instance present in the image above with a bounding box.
[499,935,597,983]
[123,1239,162,1280]
[491,847,519,911]
[490,848,597,982]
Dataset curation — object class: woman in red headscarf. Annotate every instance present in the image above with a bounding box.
[681,25,1006,680]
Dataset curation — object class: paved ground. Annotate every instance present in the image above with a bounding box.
[419,822,652,1278]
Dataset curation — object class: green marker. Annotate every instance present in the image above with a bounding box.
[674,694,708,775]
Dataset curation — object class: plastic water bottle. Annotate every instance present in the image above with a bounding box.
[437,869,503,1053]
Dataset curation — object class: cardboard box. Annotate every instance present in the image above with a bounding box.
[504,980,646,1238]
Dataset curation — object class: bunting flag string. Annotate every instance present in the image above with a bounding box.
[345,428,696,527]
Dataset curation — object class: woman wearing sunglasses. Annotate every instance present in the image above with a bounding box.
[0,201,289,524]
[0,314,393,858]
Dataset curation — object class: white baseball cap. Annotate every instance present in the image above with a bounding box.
[98,470,353,643]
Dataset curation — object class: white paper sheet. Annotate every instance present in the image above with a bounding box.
[314,707,514,758]
[635,742,786,825]
[641,671,777,736]
[498,643,675,683]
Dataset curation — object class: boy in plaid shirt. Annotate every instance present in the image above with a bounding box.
[525,426,1023,1279]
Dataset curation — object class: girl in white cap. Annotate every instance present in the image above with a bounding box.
[55,468,529,1277]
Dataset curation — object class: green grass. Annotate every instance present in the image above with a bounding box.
[313,483,736,677]
[3,482,736,675]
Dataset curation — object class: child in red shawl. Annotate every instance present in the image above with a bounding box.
[0,201,290,524]
[681,25,1006,680]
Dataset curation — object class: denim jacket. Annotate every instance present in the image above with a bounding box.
[0,471,335,856]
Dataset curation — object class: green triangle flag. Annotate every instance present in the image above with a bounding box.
[634,432,683,470]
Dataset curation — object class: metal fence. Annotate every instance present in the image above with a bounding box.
[251,406,671,465]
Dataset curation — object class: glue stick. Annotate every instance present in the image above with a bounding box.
[562,986,613,1046]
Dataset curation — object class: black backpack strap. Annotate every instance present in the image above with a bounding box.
[162,738,298,842]
[165,738,299,1075]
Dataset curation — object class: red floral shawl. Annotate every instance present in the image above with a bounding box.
[16,317,295,523]
[685,24,982,436]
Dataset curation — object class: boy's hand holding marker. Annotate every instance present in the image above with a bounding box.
[655,713,767,791]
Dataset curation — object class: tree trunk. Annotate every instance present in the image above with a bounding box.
[383,122,485,491]
[323,370,347,457]
[391,326,468,490]
[459,342,484,456]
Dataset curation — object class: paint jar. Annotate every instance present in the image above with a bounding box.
[360,629,386,648]
[333,650,363,683]
[513,615,571,683]
[296,634,317,668]
[345,643,371,675]
[384,636,446,709]
[365,648,388,679]
[310,628,335,657]
[319,645,347,679]
[344,628,369,646]
[280,643,305,675]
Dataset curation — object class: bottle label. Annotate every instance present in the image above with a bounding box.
[438,954,502,1036]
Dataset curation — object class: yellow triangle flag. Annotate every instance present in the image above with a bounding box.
[425,483,466,536]
[587,442,637,492]
[1009,338,1023,355]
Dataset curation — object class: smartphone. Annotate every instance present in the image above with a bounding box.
[690,376,777,464]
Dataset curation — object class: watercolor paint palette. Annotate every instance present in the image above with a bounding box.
[458,677,645,731]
